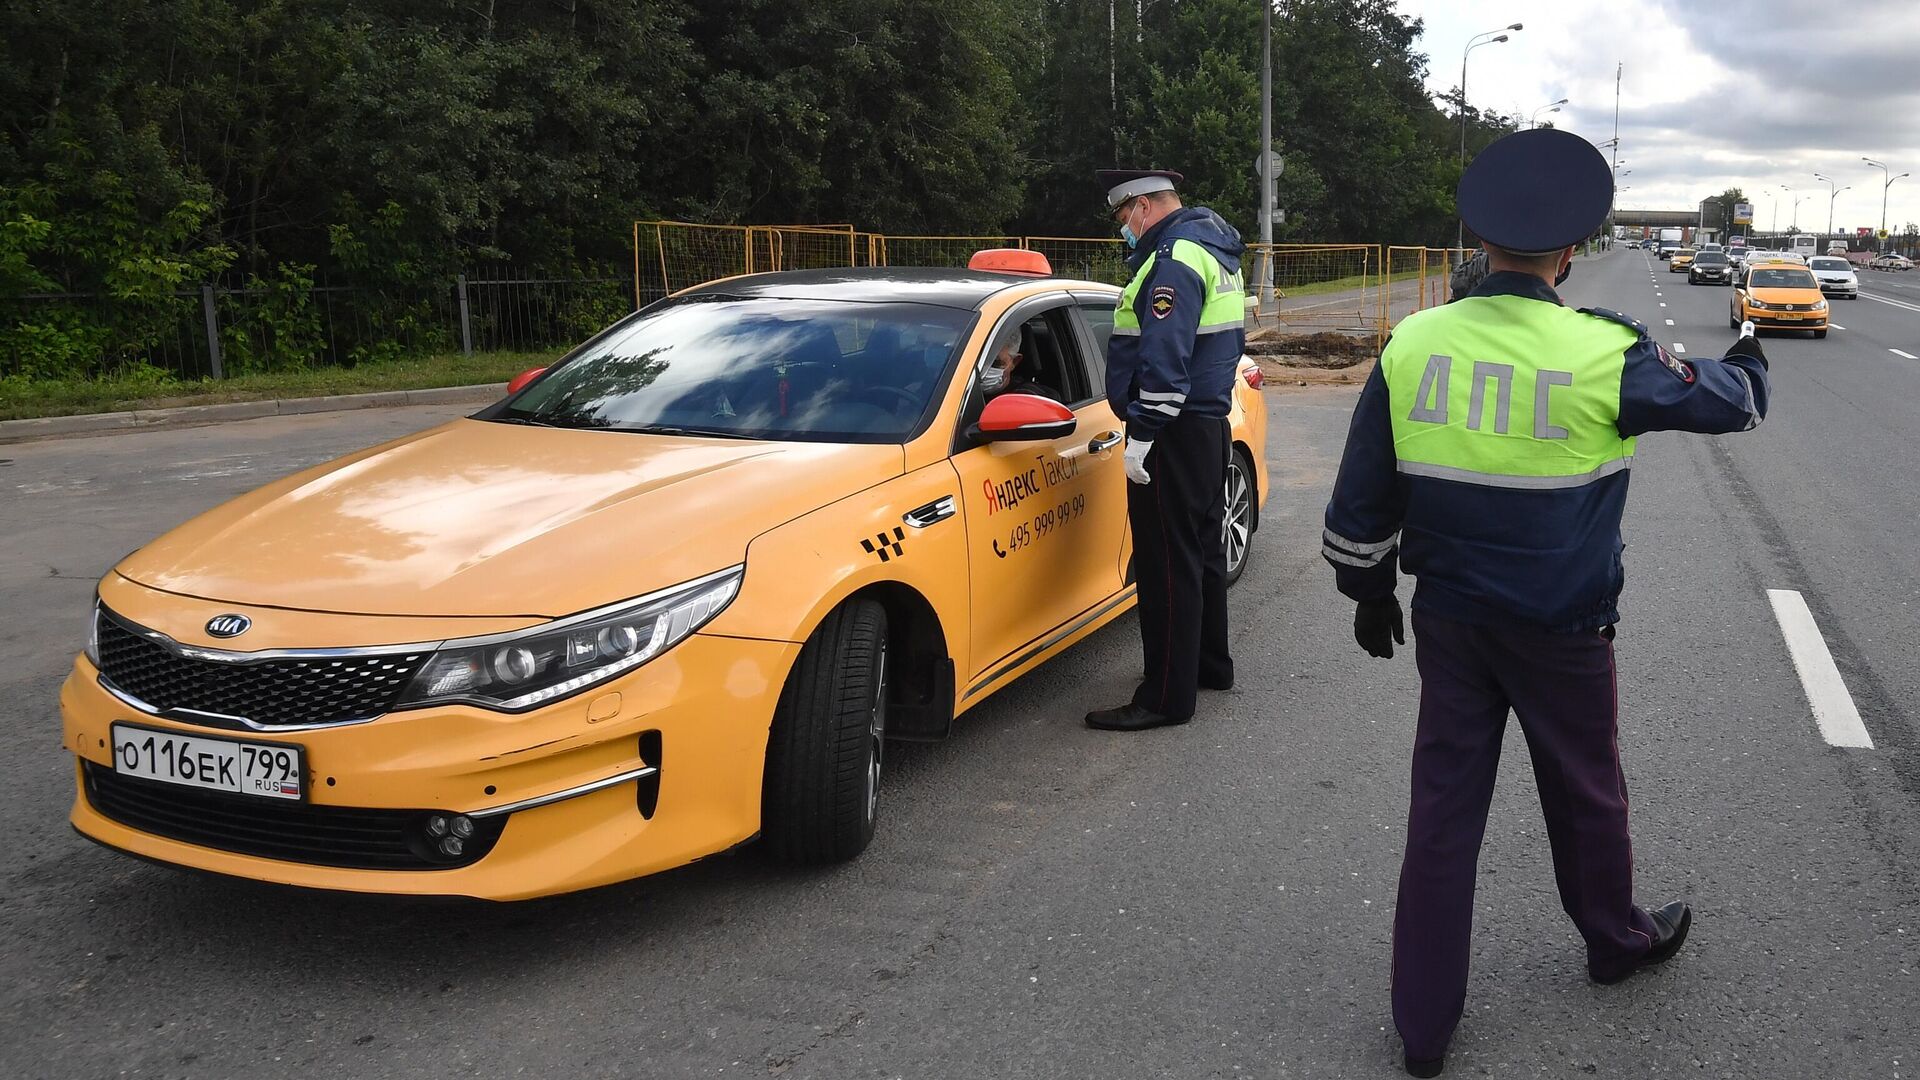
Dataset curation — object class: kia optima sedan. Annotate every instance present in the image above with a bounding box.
[62,253,1269,899]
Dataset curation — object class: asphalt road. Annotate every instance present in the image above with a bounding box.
[3,248,1918,1079]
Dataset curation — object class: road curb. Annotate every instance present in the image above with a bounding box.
[0,382,507,446]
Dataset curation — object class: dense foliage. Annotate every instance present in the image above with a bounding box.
[2,0,1511,378]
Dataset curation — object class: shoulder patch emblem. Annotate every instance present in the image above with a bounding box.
[1656,345,1695,383]
[1151,285,1175,319]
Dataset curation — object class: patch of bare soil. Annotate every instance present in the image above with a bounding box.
[1245,329,1377,390]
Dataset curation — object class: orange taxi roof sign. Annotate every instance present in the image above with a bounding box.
[968,248,1052,276]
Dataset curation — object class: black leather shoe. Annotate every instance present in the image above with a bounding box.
[1405,1052,1444,1077]
[1085,703,1189,731]
[1591,900,1692,985]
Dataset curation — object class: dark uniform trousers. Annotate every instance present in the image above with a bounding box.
[1127,412,1233,721]
[1393,611,1660,1060]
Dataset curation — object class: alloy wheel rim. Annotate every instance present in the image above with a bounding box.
[866,640,887,825]
[1224,465,1251,574]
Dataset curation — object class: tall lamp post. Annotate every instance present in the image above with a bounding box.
[1862,157,1910,248]
[1457,23,1522,251]
[1813,173,1850,241]
[1530,97,1568,128]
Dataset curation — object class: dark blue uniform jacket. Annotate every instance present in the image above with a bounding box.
[1323,271,1772,632]
[1107,207,1246,440]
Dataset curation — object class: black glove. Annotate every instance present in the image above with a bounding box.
[1354,595,1405,659]
[1727,332,1769,370]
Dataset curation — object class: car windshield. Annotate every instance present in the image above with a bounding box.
[1751,268,1817,289]
[1810,258,1852,271]
[1695,252,1727,265]
[496,296,974,442]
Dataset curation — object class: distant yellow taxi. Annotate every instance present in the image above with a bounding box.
[1731,260,1829,338]
[1668,248,1696,272]
[62,251,1269,899]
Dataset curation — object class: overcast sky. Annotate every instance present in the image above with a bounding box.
[1398,0,1920,236]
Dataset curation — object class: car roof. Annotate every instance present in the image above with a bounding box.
[676,267,1107,310]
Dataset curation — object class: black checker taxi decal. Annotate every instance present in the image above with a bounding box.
[861,527,907,563]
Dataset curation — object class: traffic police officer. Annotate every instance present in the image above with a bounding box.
[1085,169,1247,732]
[1321,129,1771,1077]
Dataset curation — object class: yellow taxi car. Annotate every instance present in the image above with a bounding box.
[1667,248,1696,272]
[1730,259,1830,338]
[61,251,1269,899]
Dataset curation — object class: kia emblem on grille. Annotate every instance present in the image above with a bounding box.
[205,614,251,638]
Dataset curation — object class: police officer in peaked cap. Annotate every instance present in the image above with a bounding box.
[1321,128,1772,1076]
[1084,169,1247,732]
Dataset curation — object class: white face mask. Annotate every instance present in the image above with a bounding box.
[979,365,1008,394]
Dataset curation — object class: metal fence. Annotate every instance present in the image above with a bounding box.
[1,268,625,381]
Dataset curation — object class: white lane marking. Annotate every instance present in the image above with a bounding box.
[1672,342,1686,352]
[1660,302,1667,307]
[1665,319,1675,325]
[1766,589,1874,749]
[1892,349,1918,359]
[1861,291,1920,313]
[1829,324,1846,330]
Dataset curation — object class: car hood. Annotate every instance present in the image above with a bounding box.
[1813,269,1857,279]
[1750,287,1824,303]
[117,419,903,617]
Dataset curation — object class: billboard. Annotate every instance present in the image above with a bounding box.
[1733,202,1754,224]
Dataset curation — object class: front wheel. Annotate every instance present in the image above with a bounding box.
[762,600,888,864]
[1223,447,1257,587]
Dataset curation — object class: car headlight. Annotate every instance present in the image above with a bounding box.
[83,600,102,666]
[1814,299,1828,310]
[396,566,743,712]
[1747,298,1768,309]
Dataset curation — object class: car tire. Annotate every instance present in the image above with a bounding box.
[1729,311,1739,329]
[761,599,888,865]
[1224,447,1257,587]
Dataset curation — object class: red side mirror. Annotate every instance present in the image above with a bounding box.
[506,367,547,395]
[972,393,1076,443]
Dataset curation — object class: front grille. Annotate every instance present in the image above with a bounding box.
[83,762,504,870]
[95,610,424,728]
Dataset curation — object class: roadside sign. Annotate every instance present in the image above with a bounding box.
[1733,202,1754,224]
[1270,208,1287,225]
[1880,229,1891,239]
[1256,151,1284,179]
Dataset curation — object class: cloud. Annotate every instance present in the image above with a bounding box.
[1403,0,1920,231]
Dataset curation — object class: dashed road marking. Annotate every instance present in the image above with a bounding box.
[1766,589,1874,749]
[1665,318,1675,325]
[1659,302,1667,307]
[1829,324,1846,330]
[1893,349,1918,359]
[1672,342,1686,352]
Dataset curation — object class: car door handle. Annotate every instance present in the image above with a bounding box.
[1089,431,1124,455]
[903,496,957,529]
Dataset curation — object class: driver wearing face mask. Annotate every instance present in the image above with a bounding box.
[980,334,1061,401]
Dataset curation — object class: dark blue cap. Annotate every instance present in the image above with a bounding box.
[1457,129,1612,255]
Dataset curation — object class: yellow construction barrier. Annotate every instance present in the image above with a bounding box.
[872,235,1022,269]
[1245,243,1386,346]
[1020,236,1131,285]
[633,221,751,307]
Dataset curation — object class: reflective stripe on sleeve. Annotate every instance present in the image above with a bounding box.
[1138,390,1187,403]
[1322,528,1398,556]
[1322,546,1383,569]
[1111,325,1141,337]
[1143,401,1182,417]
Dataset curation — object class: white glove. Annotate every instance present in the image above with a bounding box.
[1123,438,1153,485]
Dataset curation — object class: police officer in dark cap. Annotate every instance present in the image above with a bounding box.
[1321,128,1772,1076]
[1084,168,1246,732]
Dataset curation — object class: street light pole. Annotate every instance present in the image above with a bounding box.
[1530,97,1568,129]
[1814,173,1849,241]
[1457,23,1521,252]
[1863,157,1909,247]
[1259,0,1272,307]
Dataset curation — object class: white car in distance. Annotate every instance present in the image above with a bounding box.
[1807,256,1860,299]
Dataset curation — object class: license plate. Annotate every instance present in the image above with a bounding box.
[1776,313,1802,320]
[111,722,306,801]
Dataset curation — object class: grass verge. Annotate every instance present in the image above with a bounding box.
[0,351,559,421]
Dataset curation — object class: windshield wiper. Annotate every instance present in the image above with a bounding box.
[616,425,758,440]
[489,415,565,428]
